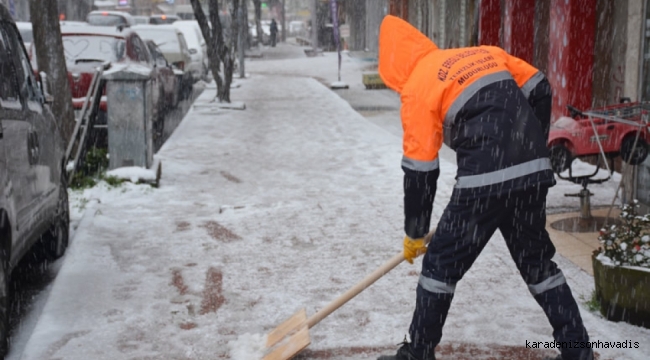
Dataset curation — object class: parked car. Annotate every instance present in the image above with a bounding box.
[289,20,306,36]
[0,4,69,355]
[86,10,135,27]
[149,14,179,25]
[250,20,271,46]
[131,24,193,99]
[173,20,208,82]
[145,40,180,120]
[133,15,149,25]
[30,25,164,146]
[548,103,650,173]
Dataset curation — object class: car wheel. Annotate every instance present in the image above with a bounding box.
[620,136,649,165]
[154,108,165,151]
[549,144,573,173]
[184,77,193,100]
[44,174,69,260]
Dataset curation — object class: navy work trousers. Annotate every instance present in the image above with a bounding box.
[409,186,593,360]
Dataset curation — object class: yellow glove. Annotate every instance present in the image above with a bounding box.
[403,236,427,264]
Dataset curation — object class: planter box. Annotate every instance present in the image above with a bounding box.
[362,72,387,89]
[593,254,650,328]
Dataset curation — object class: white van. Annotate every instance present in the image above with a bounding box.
[173,20,208,82]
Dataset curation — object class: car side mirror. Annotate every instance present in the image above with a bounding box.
[39,71,54,104]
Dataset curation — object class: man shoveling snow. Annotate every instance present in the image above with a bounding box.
[375,15,592,360]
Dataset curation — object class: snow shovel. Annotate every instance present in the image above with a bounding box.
[262,231,434,360]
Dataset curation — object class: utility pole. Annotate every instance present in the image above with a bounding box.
[311,0,317,51]
[238,0,246,78]
[281,0,286,42]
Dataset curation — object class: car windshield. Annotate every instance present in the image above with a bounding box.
[150,17,177,25]
[62,35,125,64]
[134,29,179,53]
[87,13,128,26]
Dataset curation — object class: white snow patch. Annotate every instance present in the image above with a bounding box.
[228,333,267,360]
[106,166,156,183]
[330,81,349,89]
[103,62,153,77]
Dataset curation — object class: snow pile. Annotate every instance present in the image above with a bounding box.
[106,166,157,184]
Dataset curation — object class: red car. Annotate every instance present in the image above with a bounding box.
[30,25,169,146]
[548,103,650,173]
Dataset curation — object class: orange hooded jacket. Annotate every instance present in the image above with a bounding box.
[378,15,543,172]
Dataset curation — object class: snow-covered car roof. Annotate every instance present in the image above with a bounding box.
[60,24,132,38]
[87,10,135,26]
[131,24,189,64]
[172,20,204,48]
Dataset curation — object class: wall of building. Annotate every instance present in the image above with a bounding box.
[407,0,434,40]
[592,0,629,108]
[627,0,643,101]
[347,0,366,51]
[365,0,387,53]
[533,0,550,74]
[635,0,650,209]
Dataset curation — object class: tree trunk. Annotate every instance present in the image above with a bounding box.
[189,0,225,100]
[252,0,263,46]
[220,0,240,103]
[29,0,75,145]
[238,0,246,78]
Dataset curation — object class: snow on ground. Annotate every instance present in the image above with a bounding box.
[15,47,650,360]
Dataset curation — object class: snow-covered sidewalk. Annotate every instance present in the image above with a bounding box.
[18,51,650,360]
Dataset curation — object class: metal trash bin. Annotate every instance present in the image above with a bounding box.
[103,64,155,170]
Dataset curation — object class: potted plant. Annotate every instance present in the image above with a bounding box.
[593,200,650,328]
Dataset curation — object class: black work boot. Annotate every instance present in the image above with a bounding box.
[377,342,435,360]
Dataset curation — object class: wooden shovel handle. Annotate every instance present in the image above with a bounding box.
[305,231,434,329]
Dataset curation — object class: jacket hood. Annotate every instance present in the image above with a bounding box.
[378,15,438,93]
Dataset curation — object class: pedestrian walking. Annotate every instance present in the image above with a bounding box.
[376,15,593,360]
[270,18,278,47]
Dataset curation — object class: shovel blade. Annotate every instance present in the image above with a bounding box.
[262,326,310,360]
[266,308,307,349]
